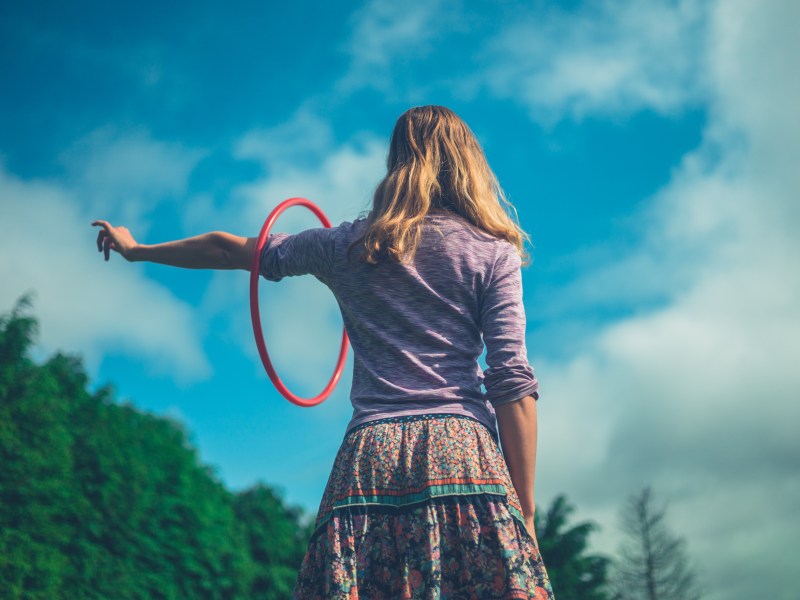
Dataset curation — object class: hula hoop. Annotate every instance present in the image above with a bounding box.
[249,197,349,407]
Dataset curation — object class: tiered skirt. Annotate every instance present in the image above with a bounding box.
[293,413,554,599]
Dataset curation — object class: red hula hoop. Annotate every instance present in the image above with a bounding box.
[249,197,349,407]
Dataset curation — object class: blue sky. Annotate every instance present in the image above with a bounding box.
[2,1,798,598]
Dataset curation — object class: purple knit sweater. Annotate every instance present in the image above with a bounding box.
[260,212,539,439]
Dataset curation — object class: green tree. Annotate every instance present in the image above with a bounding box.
[234,484,314,599]
[64,390,254,599]
[536,494,611,600]
[0,295,76,599]
[0,297,313,598]
[610,486,702,600]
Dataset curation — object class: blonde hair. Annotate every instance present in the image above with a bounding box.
[347,105,532,266]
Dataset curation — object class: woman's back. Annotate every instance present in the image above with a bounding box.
[259,210,539,437]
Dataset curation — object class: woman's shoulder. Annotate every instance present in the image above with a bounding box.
[333,217,367,239]
[332,213,514,265]
[424,212,511,249]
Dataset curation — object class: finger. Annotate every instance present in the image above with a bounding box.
[103,237,112,261]
[93,220,113,253]
[96,228,107,252]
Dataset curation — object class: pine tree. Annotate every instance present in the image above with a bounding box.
[610,486,702,600]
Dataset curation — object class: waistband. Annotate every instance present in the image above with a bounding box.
[345,412,498,443]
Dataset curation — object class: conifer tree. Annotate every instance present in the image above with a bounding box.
[610,486,702,600]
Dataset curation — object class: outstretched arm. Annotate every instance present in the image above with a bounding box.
[92,220,255,270]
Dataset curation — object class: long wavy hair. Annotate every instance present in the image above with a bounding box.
[347,105,532,266]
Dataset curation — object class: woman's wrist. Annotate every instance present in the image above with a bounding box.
[127,244,144,262]
[522,502,536,519]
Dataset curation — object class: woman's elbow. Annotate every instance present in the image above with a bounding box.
[213,232,254,270]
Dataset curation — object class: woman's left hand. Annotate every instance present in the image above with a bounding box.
[524,515,540,548]
[92,220,139,262]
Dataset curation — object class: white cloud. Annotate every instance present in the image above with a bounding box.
[337,0,455,94]
[231,110,386,230]
[235,111,335,170]
[197,111,387,389]
[0,167,210,382]
[479,0,708,123]
[526,1,799,597]
[60,128,205,232]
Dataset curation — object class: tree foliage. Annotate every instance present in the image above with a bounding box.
[0,298,311,599]
[234,485,315,600]
[536,494,612,600]
[610,486,702,600]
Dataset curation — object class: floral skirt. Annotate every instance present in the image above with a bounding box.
[292,414,555,599]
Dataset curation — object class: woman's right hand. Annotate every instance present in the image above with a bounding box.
[92,220,139,262]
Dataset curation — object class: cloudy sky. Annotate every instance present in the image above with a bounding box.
[1,0,797,597]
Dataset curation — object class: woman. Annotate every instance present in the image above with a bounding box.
[93,106,555,599]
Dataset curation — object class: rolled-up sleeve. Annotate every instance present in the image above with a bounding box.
[259,226,338,285]
[480,244,539,407]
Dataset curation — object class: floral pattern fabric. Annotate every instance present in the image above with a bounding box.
[293,414,555,599]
